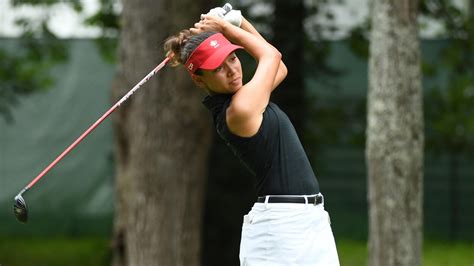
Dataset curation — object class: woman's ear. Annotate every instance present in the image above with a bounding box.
[191,74,206,89]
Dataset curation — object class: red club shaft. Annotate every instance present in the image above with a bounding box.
[25,57,170,190]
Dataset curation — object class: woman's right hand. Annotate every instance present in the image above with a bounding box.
[190,15,229,35]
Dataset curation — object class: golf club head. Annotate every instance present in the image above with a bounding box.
[13,194,28,223]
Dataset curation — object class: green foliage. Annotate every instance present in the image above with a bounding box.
[0,31,67,122]
[84,0,119,30]
[426,76,474,155]
[0,0,72,122]
[12,0,83,12]
[422,0,474,157]
[348,22,370,59]
[83,0,119,63]
[90,37,118,63]
[420,0,471,38]
[303,0,368,154]
[343,1,474,158]
[0,0,121,121]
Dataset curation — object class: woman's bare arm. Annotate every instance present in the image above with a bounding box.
[191,16,284,137]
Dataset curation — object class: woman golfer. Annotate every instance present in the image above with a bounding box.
[164,7,339,266]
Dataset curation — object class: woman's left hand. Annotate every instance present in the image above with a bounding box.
[190,15,227,35]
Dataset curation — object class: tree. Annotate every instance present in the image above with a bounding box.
[270,0,305,133]
[111,0,212,265]
[366,0,424,265]
[4,1,214,264]
[270,0,341,137]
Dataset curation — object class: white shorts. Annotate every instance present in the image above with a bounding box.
[239,195,340,266]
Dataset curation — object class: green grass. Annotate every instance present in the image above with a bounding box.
[423,241,474,266]
[0,237,472,266]
[338,239,474,266]
[0,237,110,266]
[337,239,368,265]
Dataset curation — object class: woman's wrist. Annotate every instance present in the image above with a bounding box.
[220,20,233,38]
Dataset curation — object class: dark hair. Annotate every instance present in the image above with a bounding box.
[164,30,217,73]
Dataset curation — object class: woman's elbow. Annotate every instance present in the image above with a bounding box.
[264,46,281,62]
[269,49,284,72]
[280,60,288,79]
[273,49,282,61]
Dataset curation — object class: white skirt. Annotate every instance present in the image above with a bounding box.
[239,195,340,266]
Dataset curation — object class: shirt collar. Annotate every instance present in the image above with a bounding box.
[202,93,232,113]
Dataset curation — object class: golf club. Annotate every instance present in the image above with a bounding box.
[13,56,171,223]
[13,2,234,223]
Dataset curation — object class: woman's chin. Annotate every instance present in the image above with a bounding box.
[229,83,243,92]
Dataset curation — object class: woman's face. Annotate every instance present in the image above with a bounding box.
[194,53,243,94]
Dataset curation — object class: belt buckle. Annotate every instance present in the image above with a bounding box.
[313,195,321,206]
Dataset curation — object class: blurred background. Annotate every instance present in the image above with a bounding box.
[0,0,473,265]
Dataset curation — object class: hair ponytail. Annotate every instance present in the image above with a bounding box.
[163,30,217,68]
[164,29,191,67]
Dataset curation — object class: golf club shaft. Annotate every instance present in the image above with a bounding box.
[23,57,170,191]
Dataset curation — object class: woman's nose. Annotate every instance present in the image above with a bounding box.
[227,64,237,76]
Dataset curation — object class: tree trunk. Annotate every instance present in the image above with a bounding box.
[367,1,424,266]
[111,1,212,265]
[271,0,305,133]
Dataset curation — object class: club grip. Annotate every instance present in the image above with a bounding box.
[223,3,232,15]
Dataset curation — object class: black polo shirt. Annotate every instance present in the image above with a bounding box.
[203,93,319,197]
